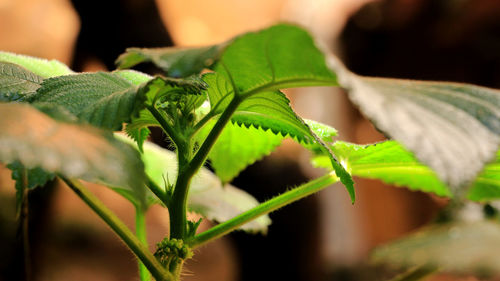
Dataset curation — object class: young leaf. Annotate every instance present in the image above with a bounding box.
[0,62,43,102]
[203,72,233,115]
[0,103,145,198]
[7,161,55,215]
[117,134,271,233]
[0,51,73,78]
[328,56,500,193]
[205,24,354,199]
[138,76,208,107]
[116,45,222,78]
[233,90,320,143]
[312,141,452,197]
[31,72,138,130]
[196,118,337,184]
[125,110,159,153]
[215,23,338,96]
[202,71,353,200]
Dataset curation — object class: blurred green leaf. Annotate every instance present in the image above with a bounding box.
[113,69,153,85]
[7,161,55,216]
[0,51,73,78]
[372,220,500,277]
[116,45,221,78]
[0,103,146,199]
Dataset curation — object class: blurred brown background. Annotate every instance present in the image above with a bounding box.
[1,0,500,280]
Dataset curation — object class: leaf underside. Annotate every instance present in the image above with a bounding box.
[372,221,500,276]
[328,54,500,194]
[0,103,145,197]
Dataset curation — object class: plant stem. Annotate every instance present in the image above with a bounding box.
[146,175,169,207]
[387,266,438,281]
[61,177,173,281]
[169,144,192,240]
[188,97,240,175]
[136,207,150,281]
[147,105,183,145]
[191,111,215,136]
[187,172,339,248]
[170,97,241,240]
[20,168,32,281]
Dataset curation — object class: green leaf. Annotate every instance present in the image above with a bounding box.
[7,161,55,216]
[372,220,500,276]
[30,70,206,143]
[0,62,43,102]
[31,72,138,130]
[203,72,233,115]
[215,23,338,96]
[31,102,79,123]
[207,25,353,200]
[313,140,500,202]
[117,134,271,233]
[113,69,153,85]
[0,103,146,199]
[233,90,319,143]
[139,76,207,107]
[467,149,500,201]
[304,119,338,143]
[0,51,73,78]
[116,45,222,78]
[201,72,342,185]
[125,110,159,152]
[198,118,338,184]
[312,141,451,197]
[197,120,283,183]
[328,56,500,193]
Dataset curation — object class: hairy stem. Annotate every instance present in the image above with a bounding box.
[61,177,173,281]
[187,172,339,248]
[147,105,183,145]
[146,175,169,207]
[136,207,150,281]
[169,144,192,240]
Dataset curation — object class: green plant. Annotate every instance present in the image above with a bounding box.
[1,23,500,280]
